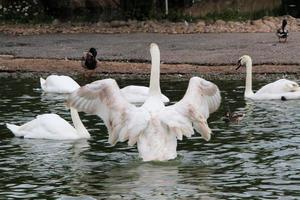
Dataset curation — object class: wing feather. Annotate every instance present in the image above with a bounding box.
[159,77,221,141]
[67,78,149,146]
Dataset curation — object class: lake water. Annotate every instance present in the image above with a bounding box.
[0,73,299,199]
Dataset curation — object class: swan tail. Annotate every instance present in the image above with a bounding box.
[6,123,22,137]
[40,77,46,91]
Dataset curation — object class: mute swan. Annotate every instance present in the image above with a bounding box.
[120,85,169,103]
[40,75,80,93]
[6,107,90,140]
[67,43,221,161]
[81,47,169,103]
[82,47,98,70]
[237,55,300,100]
[40,75,169,103]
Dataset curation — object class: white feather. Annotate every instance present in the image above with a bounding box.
[40,75,80,94]
[238,55,300,100]
[40,75,170,104]
[120,85,169,104]
[67,43,221,161]
[6,108,90,140]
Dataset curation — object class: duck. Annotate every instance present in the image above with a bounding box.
[236,55,300,100]
[276,19,288,43]
[40,75,80,94]
[67,43,221,161]
[81,47,98,70]
[6,107,90,140]
[223,111,245,123]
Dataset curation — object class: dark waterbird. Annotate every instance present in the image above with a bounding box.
[276,19,288,43]
[82,47,98,70]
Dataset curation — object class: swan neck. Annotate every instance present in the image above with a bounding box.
[70,107,90,138]
[149,47,161,96]
[245,60,254,96]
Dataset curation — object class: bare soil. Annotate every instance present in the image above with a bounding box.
[1,58,300,77]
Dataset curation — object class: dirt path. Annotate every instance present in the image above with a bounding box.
[0,32,299,75]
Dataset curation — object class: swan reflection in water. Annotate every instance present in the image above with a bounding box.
[98,159,216,199]
[9,138,90,175]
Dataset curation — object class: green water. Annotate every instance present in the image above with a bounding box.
[0,73,299,199]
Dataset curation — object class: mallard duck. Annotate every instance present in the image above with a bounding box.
[82,47,98,70]
[223,111,245,123]
[276,19,288,43]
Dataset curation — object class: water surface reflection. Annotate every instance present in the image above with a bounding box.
[0,75,299,199]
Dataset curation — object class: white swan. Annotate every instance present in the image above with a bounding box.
[40,75,80,93]
[67,43,221,161]
[40,74,169,103]
[237,55,300,100]
[6,107,90,140]
[120,85,169,103]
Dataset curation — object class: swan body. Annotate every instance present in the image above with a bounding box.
[67,43,221,161]
[237,55,300,100]
[40,74,169,104]
[120,85,170,103]
[6,108,90,140]
[40,75,80,93]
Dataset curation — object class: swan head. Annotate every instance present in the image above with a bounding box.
[285,81,300,92]
[236,55,252,70]
[150,43,159,56]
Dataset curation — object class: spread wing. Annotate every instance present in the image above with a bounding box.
[159,77,221,141]
[67,78,149,146]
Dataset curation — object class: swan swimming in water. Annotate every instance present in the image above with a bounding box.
[67,43,221,161]
[40,74,169,103]
[6,107,90,140]
[120,85,169,103]
[40,75,80,94]
[236,55,300,100]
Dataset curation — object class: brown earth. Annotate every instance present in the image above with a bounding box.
[1,57,300,77]
[1,16,300,77]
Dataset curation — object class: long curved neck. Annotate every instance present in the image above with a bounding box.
[149,46,161,97]
[245,60,254,97]
[70,107,90,138]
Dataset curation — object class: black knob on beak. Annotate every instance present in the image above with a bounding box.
[236,59,242,70]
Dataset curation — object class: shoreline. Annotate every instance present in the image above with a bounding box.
[1,57,300,78]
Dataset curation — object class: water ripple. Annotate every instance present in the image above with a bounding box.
[0,77,299,199]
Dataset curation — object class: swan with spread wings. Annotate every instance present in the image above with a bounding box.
[67,43,221,161]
